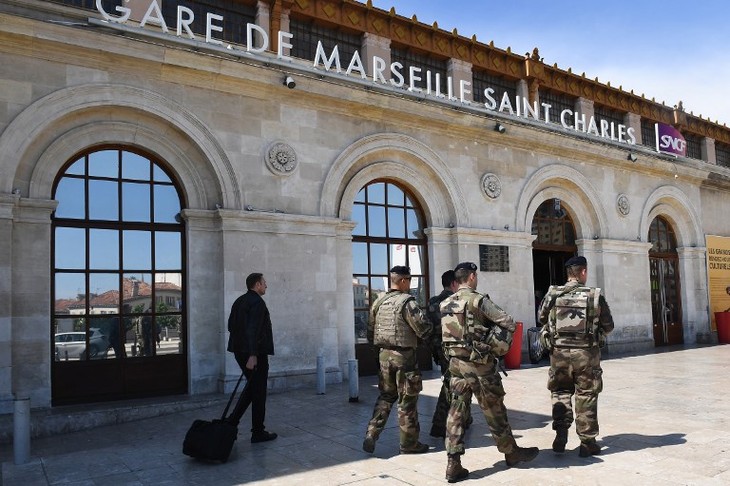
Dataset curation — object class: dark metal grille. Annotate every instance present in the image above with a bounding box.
[593,104,625,128]
[161,1,255,45]
[716,143,730,168]
[685,133,702,160]
[472,70,517,106]
[289,18,361,63]
[641,119,657,149]
[390,46,448,93]
[539,90,576,125]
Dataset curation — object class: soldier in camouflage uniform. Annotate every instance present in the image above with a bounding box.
[537,255,614,457]
[427,270,472,438]
[441,262,539,483]
[362,265,433,455]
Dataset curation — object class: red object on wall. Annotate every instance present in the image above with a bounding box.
[715,312,730,344]
[504,321,523,369]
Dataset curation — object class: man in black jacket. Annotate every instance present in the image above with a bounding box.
[227,272,277,443]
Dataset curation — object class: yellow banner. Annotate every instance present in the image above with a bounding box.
[706,235,730,331]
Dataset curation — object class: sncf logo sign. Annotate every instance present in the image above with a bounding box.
[655,123,687,157]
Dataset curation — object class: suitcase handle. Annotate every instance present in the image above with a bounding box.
[221,372,245,420]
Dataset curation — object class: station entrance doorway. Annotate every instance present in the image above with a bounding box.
[531,199,577,326]
[648,216,684,346]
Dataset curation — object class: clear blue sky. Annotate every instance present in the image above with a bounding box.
[361,1,730,126]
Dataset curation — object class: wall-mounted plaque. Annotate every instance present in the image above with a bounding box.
[479,245,510,272]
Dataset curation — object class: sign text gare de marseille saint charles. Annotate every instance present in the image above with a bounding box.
[99,0,644,146]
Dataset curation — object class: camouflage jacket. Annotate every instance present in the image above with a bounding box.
[440,286,516,363]
[368,289,432,348]
[537,281,614,348]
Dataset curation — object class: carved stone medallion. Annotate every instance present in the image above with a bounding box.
[481,172,502,199]
[617,194,630,216]
[265,142,298,175]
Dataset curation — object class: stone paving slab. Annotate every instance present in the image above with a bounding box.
[2,345,729,485]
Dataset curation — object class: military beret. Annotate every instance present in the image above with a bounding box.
[390,265,411,276]
[454,262,478,272]
[565,255,587,267]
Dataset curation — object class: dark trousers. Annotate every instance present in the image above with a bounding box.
[230,353,269,433]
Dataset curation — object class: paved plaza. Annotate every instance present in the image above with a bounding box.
[2,345,729,485]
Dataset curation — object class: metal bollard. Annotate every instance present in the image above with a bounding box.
[14,396,31,465]
[348,358,359,402]
[316,355,326,394]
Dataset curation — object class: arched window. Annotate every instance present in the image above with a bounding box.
[351,181,428,342]
[531,198,576,250]
[51,147,186,404]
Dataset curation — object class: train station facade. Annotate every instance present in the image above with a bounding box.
[1,0,729,412]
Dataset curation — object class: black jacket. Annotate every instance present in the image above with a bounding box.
[227,290,274,356]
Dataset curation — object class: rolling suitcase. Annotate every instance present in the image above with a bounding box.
[183,372,246,462]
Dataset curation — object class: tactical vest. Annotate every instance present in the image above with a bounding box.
[440,288,513,363]
[373,292,418,348]
[546,284,601,348]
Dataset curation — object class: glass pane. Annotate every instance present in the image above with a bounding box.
[122,182,151,222]
[407,245,424,275]
[368,206,386,237]
[154,185,181,223]
[354,308,368,341]
[88,150,118,178]
[370,276,388,301]
[406,208,420,236]
[90,316,125,359]
[54,317,86,361]
[387,184,404,206]
[354,188,365,203]
[153,163,172,183]
[405,193,415,208]
[65,158,85,176]
[55,227,85,269]
[54,272,85,304]
[352,242,368,274]
[155,272,183,311]
[122,152,150,181]
[368,182,385,204]
[123,230,152,270]
[352,204,366,236]
[370,243,388,275]
[122,273,153,314]
[55,177,85,219]
[89,273,119,312]
[387,207,405,238]
[89,229,119,270]
[352,277,369,308]
[88,179,118,221]
[155,232,182,270]
[156,315,182,355]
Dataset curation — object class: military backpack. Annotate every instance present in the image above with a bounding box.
[545,284,601,349]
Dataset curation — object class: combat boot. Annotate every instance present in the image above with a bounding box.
[579,439,601,457]
[505,446,539,467]
[445,454,469,483]
[362,434,376,453]
[552,428,568,453]
[400,442,430,454]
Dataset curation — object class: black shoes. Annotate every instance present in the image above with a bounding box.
[362,435,376,453]
[505,446,539,467]
[579,439,601,457]
[251,431,277,443]
[552,428,568,453]
[400,442,430,454]
[445,454,469,483]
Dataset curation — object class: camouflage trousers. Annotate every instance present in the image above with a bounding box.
[431,351,471,434]
[548,346,603,442]
[365,348,423,449]
[445,357,517,456]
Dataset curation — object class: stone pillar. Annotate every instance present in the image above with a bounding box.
[128,0,154,22]
[702,137,716,164]
[575,97,594,123]
[677,246,710,344]
[361,33,391,81]
[255,1,272,51]
[335,221,357,380]
[11,198,57,409]
[516,79,529,103]
[625,112,642,146]
[447,58,473,103]
[0,196,15,414]
[424,227,458,291]
[578,238,654,354]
